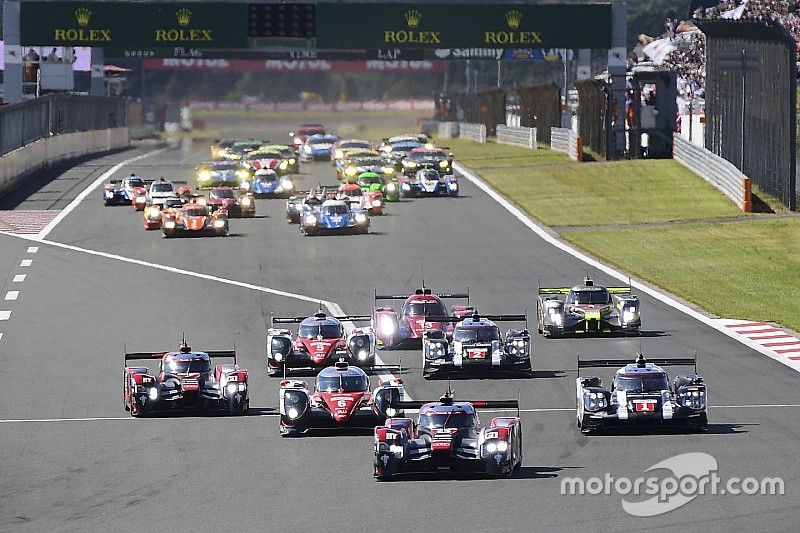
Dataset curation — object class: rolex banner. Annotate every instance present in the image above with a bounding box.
[315,3,612,50]
[20,2,248,48]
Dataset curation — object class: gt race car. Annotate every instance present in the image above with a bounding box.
[300,199,369,236]
[207,186,256,218]
[374,287,472,349]
[373,389,522,480]
[251,168,295,198]
[123,339,249,417]
[300,133,339,162]
[279,360,405,436]
[537,277,641,337]
[576,353,708,434]
[422,312,531,378]
[162,202,228,238]
[399,169,458,197]
[267,310,378,376]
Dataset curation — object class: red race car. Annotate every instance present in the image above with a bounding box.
[161,201,228,238]
[279,360,404,436]
[123,338,249,417]
[374,286,472,349]
[143,197,183,230]
[207,186,255,218]
[337,182,384,215]
[289,123,325,152]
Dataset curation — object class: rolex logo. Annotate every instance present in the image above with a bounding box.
[505,9,522,29]
[176,8,192,26]
[75,8,91,27]
[405,9,421,28]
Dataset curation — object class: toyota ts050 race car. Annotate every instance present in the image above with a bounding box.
[279,360,405,436]
[374,287,472,349]
[123,339,249,417]
[207,186,255,218]
[162,202,228,238]
[422,312,531,378]
[300,199,369,236]
[373,389,522,480]
[537,277,641,337]
[267,310,378,376]
[399,169,458,197]
[576,353,707,434]
[252,168,295,198]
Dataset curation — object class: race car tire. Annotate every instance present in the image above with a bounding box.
[163,231,175,239]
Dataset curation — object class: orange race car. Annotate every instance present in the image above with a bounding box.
[161,202,228,238]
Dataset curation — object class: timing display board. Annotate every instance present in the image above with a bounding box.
[315,3,612,50]
[20,2,248,48]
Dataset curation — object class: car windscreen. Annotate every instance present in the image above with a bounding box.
[300,127,325,135]
[165,358,211,374]
[453,327,500,343]
[569,289,611,305]
[358,176,381,186]
[417,170,440,181]
[615,374,669,392]
[340,189,361,197]
[298,323,342,338]
[354,158,384,168]
[183,208,209,217]
[212,164,237,172]
[214,189,236,198]
[341,141,371,150]
[323,204,349,215]
[404,301,447,316]
[151,182,173,192]
[128,178,145,187]
[419,412,474,429]
[316,373,367,393]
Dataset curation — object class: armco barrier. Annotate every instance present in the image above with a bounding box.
[438,122,459,139]
[550,127,582,161]
[496,124,537,149]
[0,128,130,198]
[459,122,487,143]
[673,134,751,212]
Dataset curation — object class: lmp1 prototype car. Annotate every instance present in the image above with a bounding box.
[537,277,641,337]
[251,168,295,198]
[267,310,378,376]
[300,199,369,236]
[374,287,472,349]
[337,182,384,216]
[162,202,228,238]
[123,339,249,417]
[279,360,405,436]
[399,169,458,197]
[357,171,400,203]
[576,353,708,434]
[400,146,454,176]
[207,186,255,218]
[422,312,531,378]
[103,173,147,206]
[373,389,522,480]
[300,133,339,162]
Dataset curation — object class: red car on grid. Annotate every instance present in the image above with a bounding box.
[374,287,472,349]
[208,186,255,218]
[290,123,325,152]
[142,197,183,230]
[161,201,228,238]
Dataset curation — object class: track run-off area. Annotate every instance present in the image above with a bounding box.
[0,114,796,532]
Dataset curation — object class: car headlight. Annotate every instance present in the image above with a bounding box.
[439,160,449,168]
[281,179,294,190]
[148,387,159,400]
[355,213,367,223]
[679,389,706,409]
[226,383,238,395]
[198,171,211,181]
[450,182,458,191]
[240,181,251,190]
[287,407,299,419]
[345,167,357,177]
[303,145,312,153]
[389,444,404,457]
[406,162,417,168]
[385,407,397,417]
[304,214,317,225]
[241,197,252,205]
[163,221,176,229]
[335,150,343,159]
[214,219,226,228]
[486,442,497,453]
[401,183,410,190]
[196,197,207,206]
[380,316,396,336]
[372,199,382,207]
[358,350,368,360]
[383,167,395,175]
[386,183,396,191]
[279,161,288,170]
[583,391,608,411]
[289,158,296,164]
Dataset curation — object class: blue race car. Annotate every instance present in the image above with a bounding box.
[300,134,340,162]
[251,169,295,198]
[399,169,458,197]
[196,161,252,190]
[300,199,369,236]
[103,174,147,206]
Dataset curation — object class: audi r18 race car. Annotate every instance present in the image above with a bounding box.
[300,133,339,162]
[103,173,146,206]
[373,389,522,480]
[422,312,531,378]
[575,353,708,434]
[374,287,472,349]
[251,168,295,198]
[161,202,228,238]
[123,338,249,417]
[537,277,641,337]
[278,360,405,436]
[399,169,458,197]
[196,161,252,189]
[267,310,377,376]
[300,199,369,236]
[400,146,454,176]
[207,186,255,218]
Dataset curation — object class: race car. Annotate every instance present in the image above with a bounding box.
[422,312,531,378]
[357,171,400,203]
[278,360,405,436]
[374,287,472,349]
[300,199,369,236]
[537,277,641,337]
[146,177,178,207]
[259,145,300,173]
[210,138,236,160]
[575,353,708,434]
[142,197,183,230]
[207,186,255,218]
[400,146,454,176]
[251,168,295,198]
[102,173,147,206]
[248,148,298,176]
[379,133,432,154]
[399,169,458,197]
[162,202,228,238]
[224,139,267,161]
[299,133,339,162]
[196,161,252,189]
[332,138,373,165]
[123,338,249,417]
[383,140,423,170]
[290,123,326,152]
[285,185,334,224]
[337,182,384,215]
[266,310,377,376]
[373,388,522,480]
[339,153,396,183]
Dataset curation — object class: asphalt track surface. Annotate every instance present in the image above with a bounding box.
[0,115,796,532]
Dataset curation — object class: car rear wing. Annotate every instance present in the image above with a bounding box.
[390,399,519,410]
[271,314,371,325]
[425,314,527,323]
[578,353,696,373]
[538,277,633,295]
[125,349,237,364]
[374,287,470,301]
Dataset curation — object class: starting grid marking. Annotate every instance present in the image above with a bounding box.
[717,319,800,361]
[0,210,61,234]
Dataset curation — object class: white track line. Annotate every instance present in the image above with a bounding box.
[35,149,166,241]
[12,274,25,283]
[26,246,38,253]
[5,291,19,301]
[454,162,800,374]
[0,311,10,320]
[19,259,32,267]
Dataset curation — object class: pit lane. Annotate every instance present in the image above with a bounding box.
[0,114,795,531]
